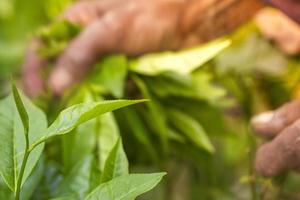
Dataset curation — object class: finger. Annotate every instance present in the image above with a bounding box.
[255,118,300,177]
[251,100,300,138]
[49,0,183,95]
[22,39,47,97]
[48,11,127,95]
[61,0,128,26]
[266,0,300,24]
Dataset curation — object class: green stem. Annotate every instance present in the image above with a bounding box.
[15,135,30,200]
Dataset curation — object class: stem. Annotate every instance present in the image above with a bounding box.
[246,125,258,200]
[15,135,30,200]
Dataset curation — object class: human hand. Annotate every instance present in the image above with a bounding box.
[22,0,262,97]
[252,100,300,177]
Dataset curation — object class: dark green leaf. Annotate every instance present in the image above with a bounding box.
[167,109,214,153]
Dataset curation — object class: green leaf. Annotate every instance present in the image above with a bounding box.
[62,88,97,171]
[54,156,93,199]
[167,109,215,153]
[214,24,286,75]
[100,139,128,183]
[30,99,147,148]
[0,94,47,191]
[97,112,120,170]
[12,84,29,135]
[85,173,166,200]
[118,108,157,162]
[133,76,168,154]
[130,38,230,75]
[91,55,127,98]
[20,157,45,200]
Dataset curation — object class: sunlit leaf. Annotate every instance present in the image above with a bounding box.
[130,38,230,75]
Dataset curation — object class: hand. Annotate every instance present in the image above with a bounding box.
[22,0,186,96]
[22,0,262,97]
[251,100,300,177]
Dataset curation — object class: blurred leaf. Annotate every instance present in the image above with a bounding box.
[85,173,166,200]
[130,38,230,75]
[54,156,93,199]
[91,55,127,98]
[0,93,47,191]
[167,109,215,153]
[37,20,81,58]
[192,70,226,104]
[20,157,45,200]
[100,139,129,183]
[44,0,72,20]
[119,107,157,161]
[215,24,287,75]
[133,76,169,154]
[31,99,147,148]
[143,71,226,104]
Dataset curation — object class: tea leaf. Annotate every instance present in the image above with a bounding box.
[100,139,129,183]
[54,156,93,199]
[12,84,29,135]
[91,55,127,98]
[85,173,166,200]
[0,94,47,191]
[167,109,215,153]
[31,99,147,148]
[130,38,230,75]
[97,112,120,170]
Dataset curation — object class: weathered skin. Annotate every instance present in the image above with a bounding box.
[252,100,300,177]
[22,0,263,96]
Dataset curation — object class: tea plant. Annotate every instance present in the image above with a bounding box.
[0,84,165,200]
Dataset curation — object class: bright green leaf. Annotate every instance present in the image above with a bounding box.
[85,173,166,200]
[100,139,128,183]
[91,55,127,98]
[130,38,230,75]
[12,84,29,135]
[31,99,147,148]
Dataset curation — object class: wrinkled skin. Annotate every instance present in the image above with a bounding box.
[22,0,262,96]
[252,100,300,177]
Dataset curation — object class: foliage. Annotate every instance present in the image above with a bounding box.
[2,3,300,199]
[0,85,164,199]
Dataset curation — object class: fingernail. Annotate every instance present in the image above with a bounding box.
[252,111,275,124]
